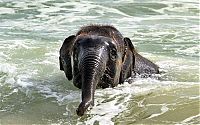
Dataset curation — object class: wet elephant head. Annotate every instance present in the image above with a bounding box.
[59,33,135,116]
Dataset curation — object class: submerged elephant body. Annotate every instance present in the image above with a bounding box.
[59,25,159,116]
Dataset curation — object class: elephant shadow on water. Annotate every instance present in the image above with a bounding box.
[59,24,159,116]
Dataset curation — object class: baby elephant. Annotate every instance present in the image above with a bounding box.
[59,25,159,116]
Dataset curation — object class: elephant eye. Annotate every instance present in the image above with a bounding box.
[74,54,78,61]
[61,57,66,64]
[110,48,117,61]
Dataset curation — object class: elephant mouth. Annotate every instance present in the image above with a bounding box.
[99,73,113,88]
[73,73,81,89]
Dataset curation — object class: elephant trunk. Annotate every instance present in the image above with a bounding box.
[76,53,105,116]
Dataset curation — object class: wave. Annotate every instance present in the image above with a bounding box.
[77,77,199,125]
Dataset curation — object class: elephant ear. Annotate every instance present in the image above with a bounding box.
[59,35,76,80]
[59,56,64,70]
[119,37,135,83]
[123,37,135,69]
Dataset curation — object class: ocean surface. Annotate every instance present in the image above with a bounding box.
[0,0,199,124]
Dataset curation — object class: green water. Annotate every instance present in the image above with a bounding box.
[0,0,199,125]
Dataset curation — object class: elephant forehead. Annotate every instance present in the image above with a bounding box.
[76,35,112,44]
[80,42,108,51]
[76,35,125,53]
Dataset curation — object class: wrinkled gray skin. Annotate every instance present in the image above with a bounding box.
[59,25,159,116]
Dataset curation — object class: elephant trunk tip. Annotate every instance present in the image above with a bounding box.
[76,100,94,116]
[76,107,84,116]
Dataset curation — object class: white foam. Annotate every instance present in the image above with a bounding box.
[0,63,16,74]
[175,45,200,56]
[38,60,56,65]
[14,41,33,49]
[38,7,63,13]
[0,63,17,86]
[77,77,200,125]
[0,52,9,60]
[180,114,200,124]
[189,95,200,100]
[5,77,16,84]
[36,84,80,104]
[16,74,33,88]
[147,104,169,119]
[0,7,15,14]
[78,79,159,125]
[84,96,126,125]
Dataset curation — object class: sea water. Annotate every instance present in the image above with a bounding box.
[0,0,199,124]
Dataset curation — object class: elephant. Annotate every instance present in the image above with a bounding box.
[59,25,159,116]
